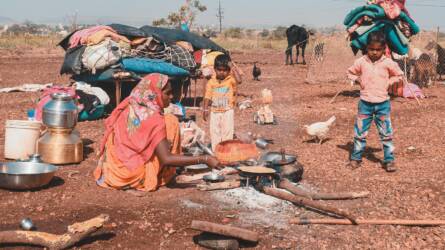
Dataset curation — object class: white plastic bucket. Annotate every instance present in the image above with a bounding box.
[4,120,42,160]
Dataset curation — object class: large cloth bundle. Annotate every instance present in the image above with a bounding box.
[140,25,227,53]
[344,3,419,55]
[82,38,122,74]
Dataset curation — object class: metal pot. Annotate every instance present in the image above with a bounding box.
[37,128,83,165]
[0,161,58,190]
[42,93,78,129]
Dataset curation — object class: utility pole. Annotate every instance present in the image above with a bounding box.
[216,0,224,33]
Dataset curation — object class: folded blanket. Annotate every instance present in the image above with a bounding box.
[350,20,409,55]
[121,58,189,76]
[345,4,420,55]
[344,5,386,27]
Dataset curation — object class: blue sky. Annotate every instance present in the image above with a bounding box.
[0,0,443,30]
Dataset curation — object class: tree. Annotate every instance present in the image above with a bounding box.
[259,29,270,38]
[152,0,207,29]
[223,27,243,38]
[271,26,287,40]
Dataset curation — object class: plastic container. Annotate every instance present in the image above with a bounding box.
[4,120,42,160]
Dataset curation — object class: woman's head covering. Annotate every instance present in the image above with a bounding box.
[99,73,170,171]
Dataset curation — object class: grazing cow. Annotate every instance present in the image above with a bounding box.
[413,53,435,88]
[425,40,445,80]
[285,25,310,65]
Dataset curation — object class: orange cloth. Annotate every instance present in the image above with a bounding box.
[85,29,131,46]
[204,75,238,112]
[94,114,181,192]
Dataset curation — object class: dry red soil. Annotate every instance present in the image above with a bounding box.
[0,47,444,249]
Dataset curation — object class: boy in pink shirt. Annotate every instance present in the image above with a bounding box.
[347,31,403,172]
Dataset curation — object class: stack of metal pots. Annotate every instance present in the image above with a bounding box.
[37,93,83,164]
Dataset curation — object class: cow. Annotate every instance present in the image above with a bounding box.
[425,40,445,80]
[285,25,310,65]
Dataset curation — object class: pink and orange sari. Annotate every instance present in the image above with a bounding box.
[94,73,180,191]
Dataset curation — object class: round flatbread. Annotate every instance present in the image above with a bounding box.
[238,166,276,174]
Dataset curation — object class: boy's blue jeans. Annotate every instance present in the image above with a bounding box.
[351,100,395,163]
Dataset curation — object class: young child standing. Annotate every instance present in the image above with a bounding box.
[203,54,242,150]
[347,31,404,172]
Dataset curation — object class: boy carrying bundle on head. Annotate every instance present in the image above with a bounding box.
[347,31,404,172]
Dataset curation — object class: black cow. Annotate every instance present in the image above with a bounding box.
[285,25,310,65]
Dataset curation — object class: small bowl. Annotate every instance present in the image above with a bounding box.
[203,173,225,183]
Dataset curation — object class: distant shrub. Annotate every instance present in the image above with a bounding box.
[223,27,243,39]
[259,29,270,38]
[271,26,287,40]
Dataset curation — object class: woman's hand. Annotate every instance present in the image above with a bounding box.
[204,156,222,170]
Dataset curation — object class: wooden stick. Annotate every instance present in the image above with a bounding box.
[262,187,357,224]
[193,77,198,107]
[290,218,445,226]
[279,179,369,200]
[329,88,344,104]
[0,214,109,250]
[190,220,259,242]
[402,77,421,106]
[176,168,239,184]
[197,180,241,191]
[115,80,121,105]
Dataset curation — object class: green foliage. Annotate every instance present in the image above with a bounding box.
[152,0,207,28]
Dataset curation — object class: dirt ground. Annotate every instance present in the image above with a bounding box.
[0,47,444,249]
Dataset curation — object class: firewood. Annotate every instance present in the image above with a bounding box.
[262,187,357,224]
[197,181,241,191]
[290,218,445,226]
[190,220,259,242]
[279,179,369,200]
[0,214,109,250]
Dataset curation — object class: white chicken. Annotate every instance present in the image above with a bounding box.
[304,116,336,144]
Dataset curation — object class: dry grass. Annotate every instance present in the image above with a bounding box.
[0,34,62,49]
[212,36,287,51]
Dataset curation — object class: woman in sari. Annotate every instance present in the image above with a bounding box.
[94,73,220,192]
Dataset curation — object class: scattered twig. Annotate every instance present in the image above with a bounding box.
[0,214,110,250]
[197,181,241,191]
[262,187,357,224]
[279,179,369,200]
[290,218,445,226]
[190,220,259,242]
